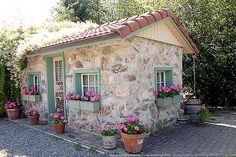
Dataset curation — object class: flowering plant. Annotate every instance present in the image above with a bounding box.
[117,115,145,134]
[65,91,101,102]
[25,107,39,116]
[99,128,118,136]
[50,112,68,124]
[4,101,21,109]
[153,84,182,98]
[21,85,39,95]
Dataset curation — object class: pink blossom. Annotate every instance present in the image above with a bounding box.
[140,120,144,123]
[60,116,65,120]
[153,90,158,97]
[53,114,59,119]
[125,116,132,122]
[65,95,71,100]
[63,120,68,124]
[117,124,126,130]
[123,127,128,132]
[134,126,140,131]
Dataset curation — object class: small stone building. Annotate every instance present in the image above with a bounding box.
[21,9,198,134]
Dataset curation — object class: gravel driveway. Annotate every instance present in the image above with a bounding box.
[0,119,104,157]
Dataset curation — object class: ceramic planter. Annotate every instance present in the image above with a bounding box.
[28,114,40,125]
[173,95,181,104]
[6,108,20,120]
[102,135,117,149]
[80,101,100,112]
[22,94,41,102]
[67,100,81,110]
[121,132,144,154]
[155,97,172,108]
[51,122,65,134]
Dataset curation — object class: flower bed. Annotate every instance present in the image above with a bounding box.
[66,91,101,112]
[153,84,181,108]
[21,85,41,102]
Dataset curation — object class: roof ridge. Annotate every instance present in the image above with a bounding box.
[30,8,199,54]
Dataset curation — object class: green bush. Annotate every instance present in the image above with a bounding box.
[190,109,210,125]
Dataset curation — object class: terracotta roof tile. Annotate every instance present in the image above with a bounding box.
[30,8,198,54]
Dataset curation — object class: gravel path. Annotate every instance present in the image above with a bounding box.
[0,119,104,157]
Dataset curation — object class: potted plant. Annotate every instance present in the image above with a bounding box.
[50,112,68,134]
[190,108,210,125]
[100,128,117,149]
[4,101,21,120]
[66,91,101,112]
[117,115,145,154]
[153,84,181,107]
[21,85,41,102]
[25,107,40,125]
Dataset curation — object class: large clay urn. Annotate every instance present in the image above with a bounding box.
[121,132,145,154]
[51,122,65,134]
[6,108,20,120]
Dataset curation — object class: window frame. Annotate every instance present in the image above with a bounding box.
[73,68,100,96]
[28,72,41,94]
[154,67,173,91]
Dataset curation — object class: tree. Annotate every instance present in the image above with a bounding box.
[52,0,109,24]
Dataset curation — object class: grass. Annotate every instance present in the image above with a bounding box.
[88,147,96,153]
[74,143,83,151]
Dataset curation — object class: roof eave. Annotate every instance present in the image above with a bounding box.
[28,32,119,56]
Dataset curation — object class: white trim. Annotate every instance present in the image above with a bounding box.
[53,57,62,108]
[81,73,98,96]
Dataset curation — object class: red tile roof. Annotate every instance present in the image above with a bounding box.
[30,8,199,54]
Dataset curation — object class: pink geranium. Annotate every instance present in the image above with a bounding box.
[117,115,145,134]
[65,91,101,102]
[21,85,39,95]
[153,84,182,98]
[4,101,20,109]
[25,107,39,116]
[50,112,68,124]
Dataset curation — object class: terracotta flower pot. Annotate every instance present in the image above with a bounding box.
[28,114,40,125]
[102,135,117,149]
[121,132,145,154]
[51,122,65,134]
[6,108,20,120]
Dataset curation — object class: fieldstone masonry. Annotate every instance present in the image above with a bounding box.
[21,36,183,135]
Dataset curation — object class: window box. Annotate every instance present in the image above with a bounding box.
[172,95,181,104]
[22,94,41,102]
[67,100,81,110]
[80,101,100,112]
[155,97,172,108]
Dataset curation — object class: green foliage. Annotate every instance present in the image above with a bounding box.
[190,109,210,125]
[179,0,236,107]
[52,0,109,24]
[101,128,117,136]
[74,143,83,151]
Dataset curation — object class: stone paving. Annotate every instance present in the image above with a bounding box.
[2,111,236,157]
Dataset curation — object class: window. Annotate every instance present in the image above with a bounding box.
[33,75,40,92]
[156,71,166,90]
[81,74,98,96]
[55,60,62,82]
[154,67,173,91]
[73,69,100,96]
[28,72,41,93]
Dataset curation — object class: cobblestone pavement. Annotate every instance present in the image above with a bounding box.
[0,119,104,157]
[1,111,236,157]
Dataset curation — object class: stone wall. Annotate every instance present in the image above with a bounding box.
[21,36,183,134]
[21,55,48,121]
[65,37,183,134]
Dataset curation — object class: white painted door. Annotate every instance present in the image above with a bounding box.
[53,57,64,115]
